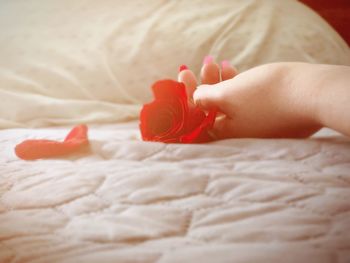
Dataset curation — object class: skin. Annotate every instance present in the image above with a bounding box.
[178,59,350,139]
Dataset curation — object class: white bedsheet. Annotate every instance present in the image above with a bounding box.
[1,122,349,263]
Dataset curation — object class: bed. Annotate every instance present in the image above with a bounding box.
[1,1,350,262]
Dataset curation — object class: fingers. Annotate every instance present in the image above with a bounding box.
[211,115,236,139]
[194,57,237,110]
[176,58,238,139]
[200,56,221,84]
[221,60,237,81]
[201,57,237,84]
[193,83,225,111]
[178,65,197,99]
[177,58,237,109]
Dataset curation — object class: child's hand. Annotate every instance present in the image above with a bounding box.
[178,60,323,139]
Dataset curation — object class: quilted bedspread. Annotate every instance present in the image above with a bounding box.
[0,122,350,263]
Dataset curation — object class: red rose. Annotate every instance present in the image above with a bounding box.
[140,79,217,143]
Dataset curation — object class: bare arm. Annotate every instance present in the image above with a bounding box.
[187,61,350,139]
[311,64,350,136]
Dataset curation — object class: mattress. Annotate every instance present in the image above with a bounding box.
[0,122,350,263]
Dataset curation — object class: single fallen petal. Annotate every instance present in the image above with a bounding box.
[64,124,88,144]
[15,125,89,160]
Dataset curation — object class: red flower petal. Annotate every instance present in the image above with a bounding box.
[15,125,89,160]
[186,106,206,133]
[152,79,188,101]
[180,109,217,143]
[64,124,88,144]
[140,80,190,142]
[140,99,188,142]
[140,79,217,144]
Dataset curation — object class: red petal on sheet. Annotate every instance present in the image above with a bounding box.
[64,124,88,143]
[15,125,89,160]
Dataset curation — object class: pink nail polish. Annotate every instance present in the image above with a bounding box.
[179,64,188,72]
[221,60,231,69]
[203,55,213,65]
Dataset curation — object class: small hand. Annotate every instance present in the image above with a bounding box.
[178,59,322,139]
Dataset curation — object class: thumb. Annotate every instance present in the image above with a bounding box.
[193,83,224,110]
[212,115,236,139]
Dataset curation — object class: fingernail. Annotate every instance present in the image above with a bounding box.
[221,60,231,69]
[203,55,213,65]
[179,64,188,72]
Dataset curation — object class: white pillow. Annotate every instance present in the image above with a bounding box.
[0,0,349,128]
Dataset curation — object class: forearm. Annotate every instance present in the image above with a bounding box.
[278,62,350,137]
[314,64,350,136]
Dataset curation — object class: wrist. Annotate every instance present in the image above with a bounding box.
[312,64,350,135]
[282,63,322,127]
[299,64,326,127]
